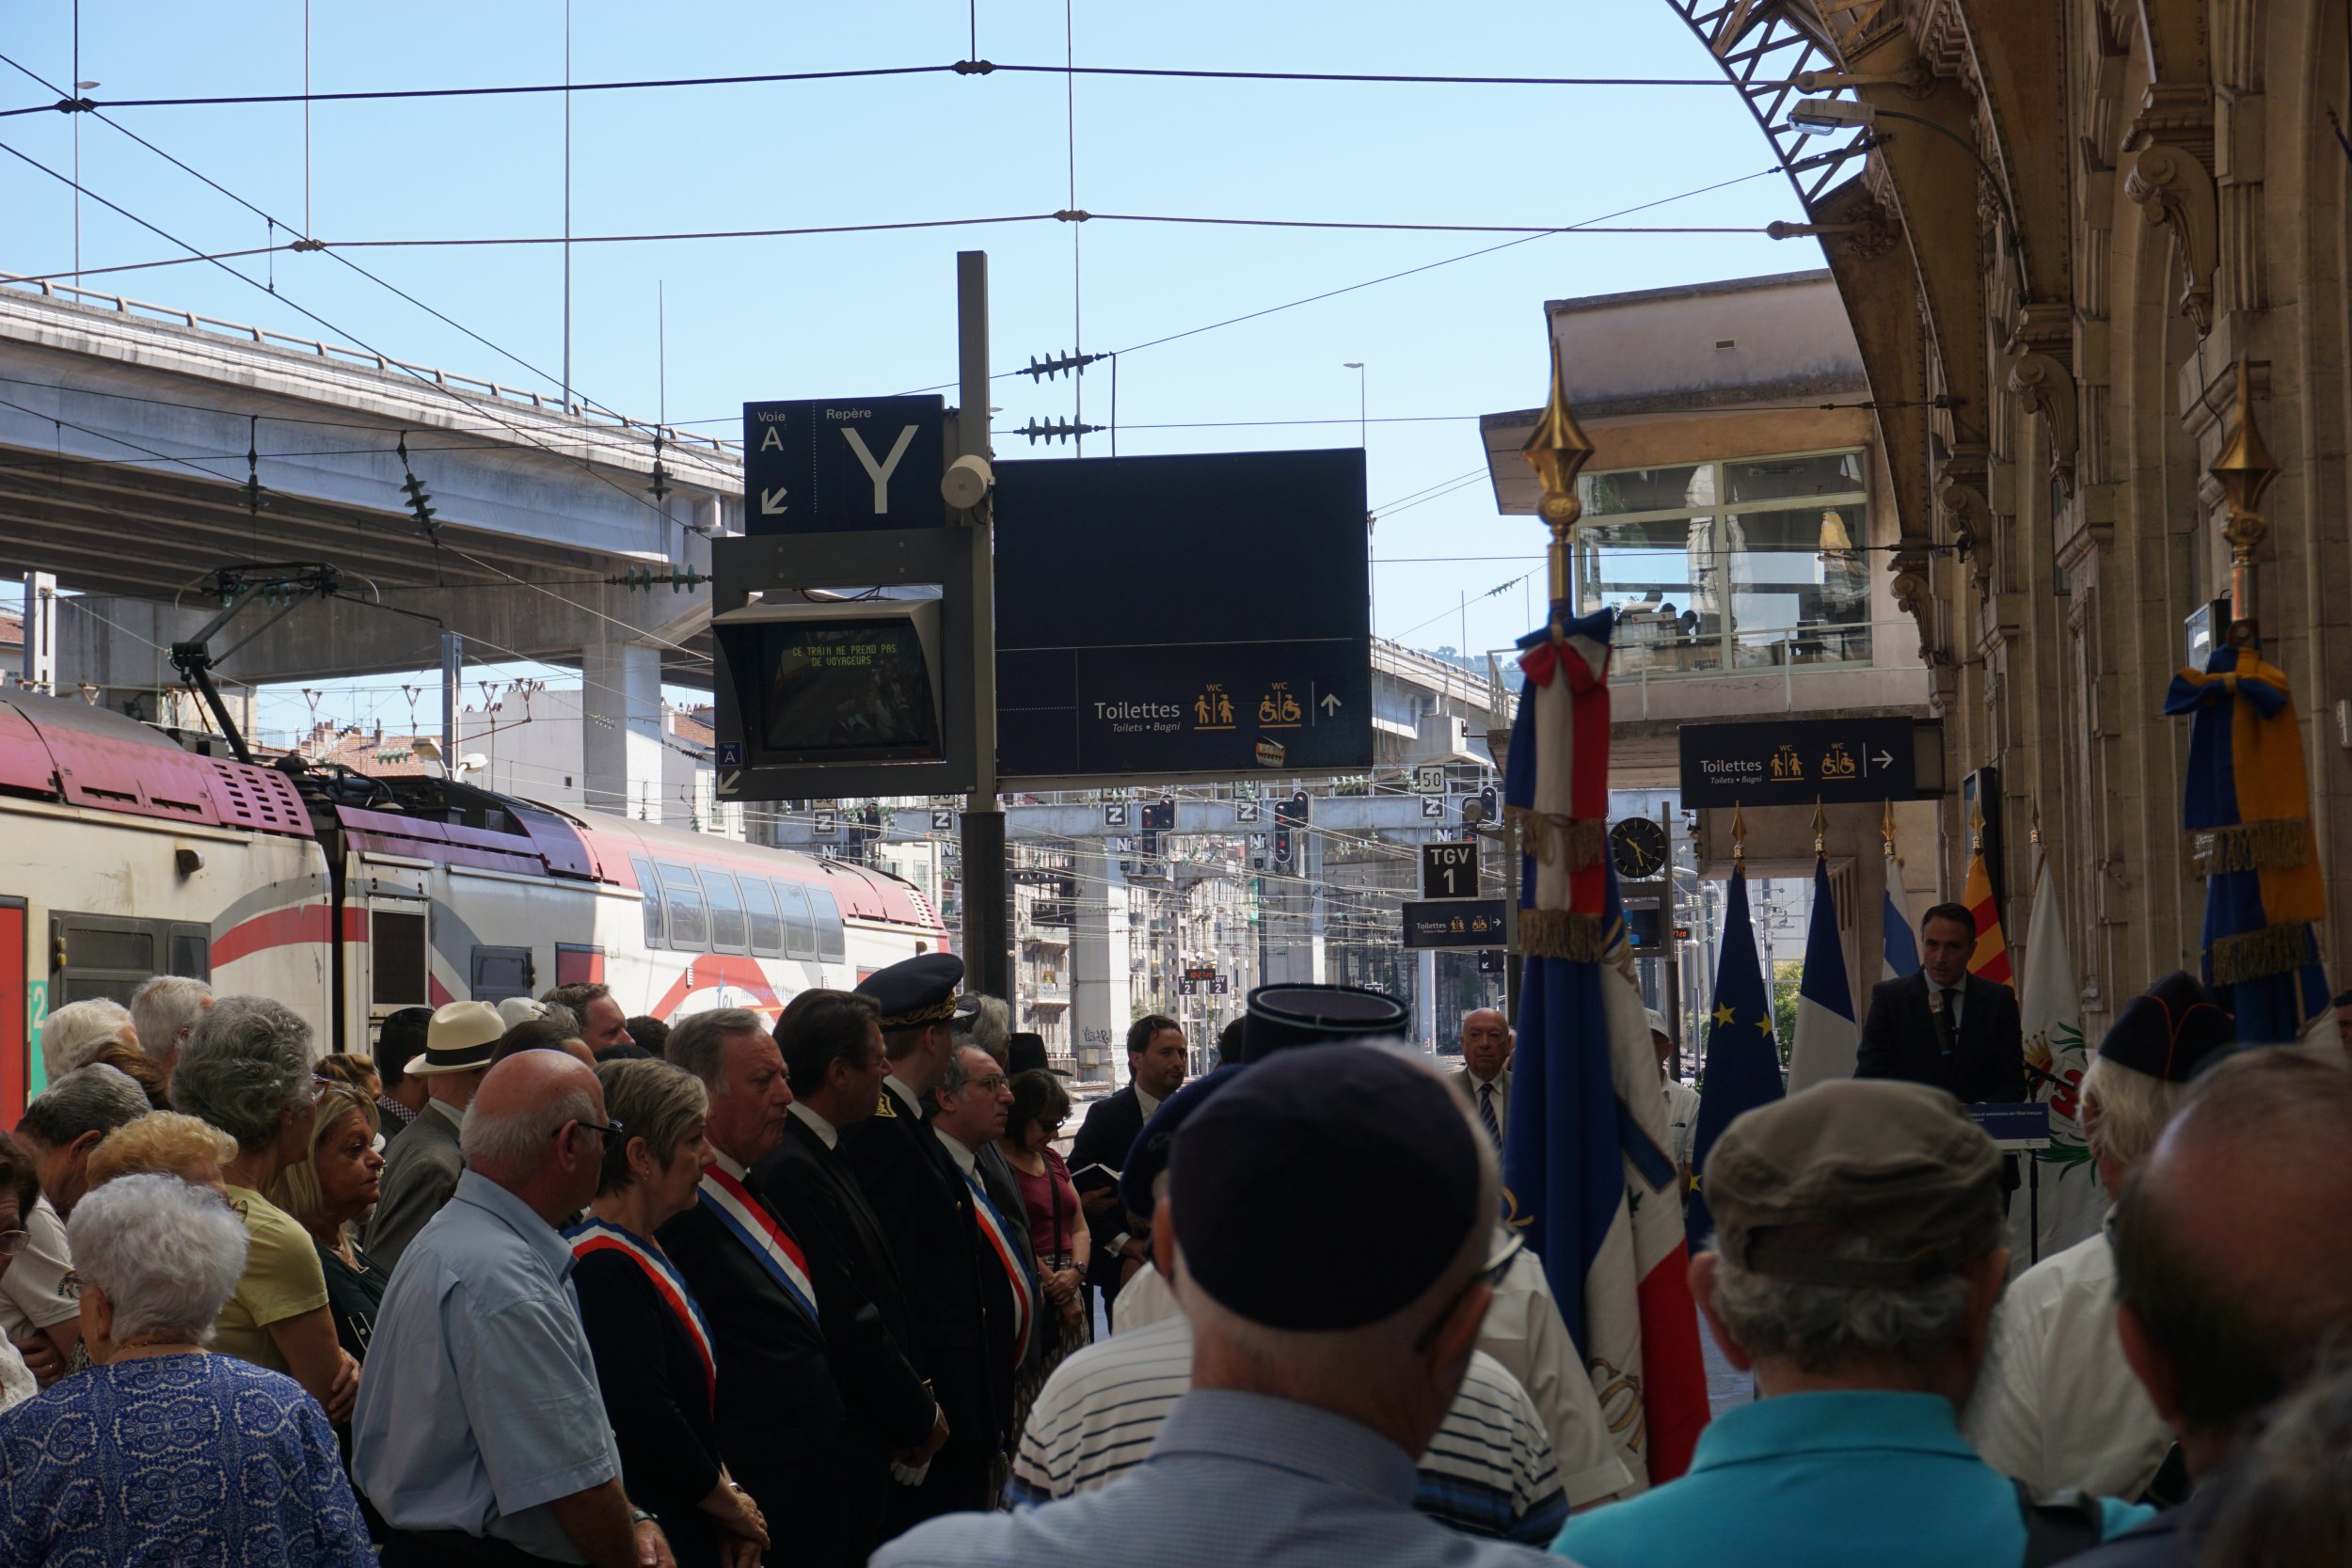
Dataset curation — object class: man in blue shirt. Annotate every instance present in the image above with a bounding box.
[354,1050,675,1568]
[876,1043,1556,1568]
[1553,1079,2150,1568]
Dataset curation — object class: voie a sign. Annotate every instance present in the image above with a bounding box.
[743,396,946,535]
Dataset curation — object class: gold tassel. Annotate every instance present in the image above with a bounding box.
[2188,817,2314,878]
[1520,909,1612,961]
[1505,806,1606,870]
[2208,921,2314,986]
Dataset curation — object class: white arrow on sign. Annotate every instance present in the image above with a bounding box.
[1320,692,1342,716]
[1874,749,1896,770]
[718,771,740,797]
[760,486,790,515]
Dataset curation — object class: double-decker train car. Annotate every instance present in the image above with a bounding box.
[0,687,946,1121]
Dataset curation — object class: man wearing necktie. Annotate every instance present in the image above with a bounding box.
[1855,902,2026,1107]
[1447,1008,1513,1151]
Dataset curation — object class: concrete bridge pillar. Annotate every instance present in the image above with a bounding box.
[581,636,664,822]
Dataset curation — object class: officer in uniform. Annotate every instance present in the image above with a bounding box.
[843,953,1011,1527]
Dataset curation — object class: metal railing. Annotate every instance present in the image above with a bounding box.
[0,270,739,457]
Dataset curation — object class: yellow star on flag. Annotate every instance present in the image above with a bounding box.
[1756,1015,1774,1036]
[1712,1002,1735,1028]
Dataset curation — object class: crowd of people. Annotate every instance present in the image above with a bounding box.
[2,944,2349,1568]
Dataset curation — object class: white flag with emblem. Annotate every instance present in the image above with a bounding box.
[2017,844,2105,1259]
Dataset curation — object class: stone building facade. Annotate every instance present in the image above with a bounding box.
[1664,0,2352,1037]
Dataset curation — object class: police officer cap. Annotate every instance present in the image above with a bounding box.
[1171,1045,1484,1331]
[2097,972,2234,1083]
[1705,1079,2002,1289]
[855,953,965,1031]
[1119,1064,1245,1218]
[1239,982,1412,1062]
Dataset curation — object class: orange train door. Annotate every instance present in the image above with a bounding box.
[0,899,27,1122]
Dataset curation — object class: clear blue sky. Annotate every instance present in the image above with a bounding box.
[1,1,1820,745]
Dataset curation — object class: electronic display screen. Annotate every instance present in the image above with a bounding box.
[755,616,942,760]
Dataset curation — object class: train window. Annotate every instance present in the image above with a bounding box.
[772,880,817,959]
[810,887,847,962]
[740,876,784,958]
[660,863,707,951]
[471,945,534,1002]
[372,910,429,1006]
[701,869,747,955]
[629,856,665,950]
[167,926,210,982]
[50,915,157,1006]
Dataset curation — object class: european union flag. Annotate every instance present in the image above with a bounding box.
[1686,863,1785,1250]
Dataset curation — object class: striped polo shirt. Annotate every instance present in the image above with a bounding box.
[1012,1314,1569,1544]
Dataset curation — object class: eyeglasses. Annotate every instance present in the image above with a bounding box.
[0,1229,26,1259]
[565,1118,628,1143]
[967,1074,1009,1094]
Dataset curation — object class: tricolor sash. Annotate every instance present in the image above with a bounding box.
[698,1164,820,1326]
[566,1218,717,1409]
[964,1171,1035,1368]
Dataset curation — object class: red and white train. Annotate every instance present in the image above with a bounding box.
[0,687,948,1121]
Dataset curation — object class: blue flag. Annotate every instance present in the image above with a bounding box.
[1784,857,1860,1093]
[1686,864,1785,1249]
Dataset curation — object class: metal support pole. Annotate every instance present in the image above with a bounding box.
[1502,807,1522,1027]
[439,632,462,779]
[1661,800,1682,1077]
[19,572,56,693]
[957,250,1010,998]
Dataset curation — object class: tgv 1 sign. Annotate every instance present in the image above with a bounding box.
[742,396,946,535]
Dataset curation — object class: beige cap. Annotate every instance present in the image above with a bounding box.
[1704,1079,2001,1287]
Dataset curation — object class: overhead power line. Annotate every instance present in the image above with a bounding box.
[9,59,1772,116]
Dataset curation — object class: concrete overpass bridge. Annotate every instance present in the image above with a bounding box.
[0,270,744,805]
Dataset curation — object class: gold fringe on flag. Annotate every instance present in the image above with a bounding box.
[1520,908,1613,962]
[1505,807,1605,870]
[2188,817,2314,878]
[2209,921,2317,986]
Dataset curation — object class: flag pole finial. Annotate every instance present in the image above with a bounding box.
[1732,800,1748,866]
[2211,357,2279,645]
[1883,798,1899,863]
[1518,338,1597,625]
[2028,803,2042,848]
[1969,794,1987,854]
[1812,797,1826,859]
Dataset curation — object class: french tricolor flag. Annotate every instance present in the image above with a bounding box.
[1502,608,1710,1491]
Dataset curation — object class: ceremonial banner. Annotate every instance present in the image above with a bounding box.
[2016,843,2103,1258]
[1963,838,2011,986]
[1502,607,1709,1490]
[1685,864,1784,1252]
[1786,855,1859,1094]
[1883,878,1920,981]
[2164,643,2331,1041]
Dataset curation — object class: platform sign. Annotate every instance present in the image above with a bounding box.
[1421,841,1479,899]
[1402,898,1507,950]
[1476,949,1504,975]
[1677,716,1921,807]
[995,450,1372,782]
[742,396,946,536]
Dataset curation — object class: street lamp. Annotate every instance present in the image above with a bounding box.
[1788,96,2029,295]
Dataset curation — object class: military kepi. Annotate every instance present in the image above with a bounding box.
[856,952,965,1030]
[2097,970,2234,1082]
[1239,982,1412,1061]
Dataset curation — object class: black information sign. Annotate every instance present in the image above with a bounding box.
[742,396,946,536]
[994,450,1372,781]
[1402,898,1507,950]
[1677,717,1920,807]
[1421,841,1479,900]
[1476,949,1505,975]
[752,616,943,762]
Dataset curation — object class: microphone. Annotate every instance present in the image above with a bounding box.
[1928,982,1953,1057]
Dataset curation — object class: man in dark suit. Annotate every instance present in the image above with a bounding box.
[758,988,944,1564]
[1445,1007,1514,1151]
[1856,901,2026,1104]
[1070,1013,1186,1301]
[655,1007,856,1564]
[842,953,1008,1527]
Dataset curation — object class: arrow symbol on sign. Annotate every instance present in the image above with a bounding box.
[1320,693,1342,716]
[718,771,740,796]
[1873,749,1895,769]
[760,486,790,515]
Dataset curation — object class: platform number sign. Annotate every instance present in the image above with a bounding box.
[1421,840,1479,900]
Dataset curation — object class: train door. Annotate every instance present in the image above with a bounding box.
[348,853,433,1053]
[0,898,26,1121]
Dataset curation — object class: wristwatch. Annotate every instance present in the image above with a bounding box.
[629,1508,658,1526]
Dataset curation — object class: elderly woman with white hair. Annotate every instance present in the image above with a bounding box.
[37,996,139,1082]
[173,994,359,1426]
[0,1173,373,1564]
